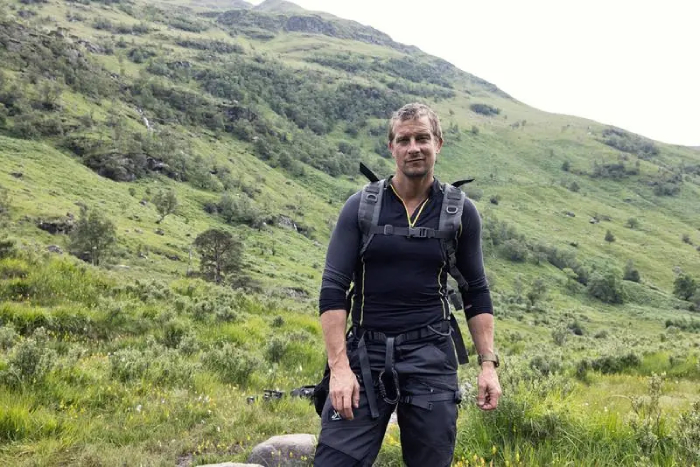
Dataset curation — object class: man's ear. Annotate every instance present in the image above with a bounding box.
[435,137,443,154]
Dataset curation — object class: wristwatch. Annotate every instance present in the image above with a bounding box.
[477,352,500,368]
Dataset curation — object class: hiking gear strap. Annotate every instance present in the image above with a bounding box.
[358,180,385,256]
[357,335,380,419]
[449,314,469,365]
[439,184,469,294]
[367,224,454,239]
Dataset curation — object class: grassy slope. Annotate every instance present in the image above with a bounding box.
[0,0,700,465]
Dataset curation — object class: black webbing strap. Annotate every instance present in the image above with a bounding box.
[358,320,450,345]
[400,390,462,411]
[378,337,400,405]
[439,184,469,294]
[358,180,385,256]
[357,335,379,419]
[449,314,469,365]
[367,224,454,239]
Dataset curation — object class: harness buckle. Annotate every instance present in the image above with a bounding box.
[383,224,394,235]
[408,227,434,238]
[445,205,459,214]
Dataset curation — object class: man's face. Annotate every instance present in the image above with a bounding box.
[389,116,443,179]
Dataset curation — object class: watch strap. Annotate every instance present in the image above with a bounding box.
[478,352,500,368]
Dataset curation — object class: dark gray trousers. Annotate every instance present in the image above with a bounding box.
[314,329,460,467]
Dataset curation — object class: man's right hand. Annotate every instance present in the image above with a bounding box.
[329,365,360,420]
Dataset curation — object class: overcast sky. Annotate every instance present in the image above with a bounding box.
[249,0,700,147]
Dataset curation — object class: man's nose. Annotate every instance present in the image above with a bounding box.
[408,138,420,153]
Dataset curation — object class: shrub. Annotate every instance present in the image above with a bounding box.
[2,328,56,386]
[623,260,641,282]
[529,355,561,376]
[266,335,290,363]
[587,267,625,304]
[204,343,260,386]
[110,348,150,382]
[604,230,615,243]
[626,217,640,229]
[218,193,262,227]
[213,304,238,323]
[0,237,15,260]
[160,319,192,349]
[552,326,568,346]
[561,161,570,172]
[526,279,547,307]
[590,353,641,374]
[676,401,700,461]
[469,103,500,116]
[502,239,528,262]
[674,274,697,301]
[0,324,18,350]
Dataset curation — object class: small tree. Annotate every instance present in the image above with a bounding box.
[626,217,639,229]
[527,278,547,307]
[193,228,242,284]
[623,260,641,282]
[588,268,625,304]
[69,206,117,266]
[153,189,178,224]
[674,274,697,301]
[605,230,616,243]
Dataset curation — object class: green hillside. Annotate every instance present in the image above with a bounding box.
[1,0,700,465]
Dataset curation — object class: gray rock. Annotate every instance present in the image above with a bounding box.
[155,229,165,236]
[247,434,316,466]
[47,245,63,254]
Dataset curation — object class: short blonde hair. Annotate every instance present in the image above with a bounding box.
[388,103,443,143]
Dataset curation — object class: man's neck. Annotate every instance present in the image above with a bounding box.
[391,172,434,202]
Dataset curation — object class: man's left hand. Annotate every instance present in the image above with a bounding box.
[476,364,501,411]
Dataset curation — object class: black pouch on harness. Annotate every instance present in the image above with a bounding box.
[313,363,331,417]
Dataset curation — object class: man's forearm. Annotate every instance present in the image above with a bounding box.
[467,312,495,355]
[320,309,349,370]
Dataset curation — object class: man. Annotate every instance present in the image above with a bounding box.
[315,103,500,466]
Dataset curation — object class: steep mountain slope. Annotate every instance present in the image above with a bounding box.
[1,0,698,299]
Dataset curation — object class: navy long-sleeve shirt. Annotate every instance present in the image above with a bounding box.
[319,178,493,334]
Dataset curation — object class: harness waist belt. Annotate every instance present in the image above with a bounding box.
[355,320,451,345]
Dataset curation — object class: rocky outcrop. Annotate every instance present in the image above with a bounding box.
[36,217,74,234]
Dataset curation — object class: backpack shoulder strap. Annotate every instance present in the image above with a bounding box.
[358,179,385,256]
[439,183,469,293]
